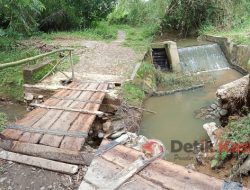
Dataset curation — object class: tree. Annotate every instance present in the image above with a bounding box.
[0,0,45,35]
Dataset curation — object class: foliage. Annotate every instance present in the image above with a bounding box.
[162,0,250,37]
[39,0,116,32]
[156,72,202,91]
[0,112,7,132]
[122,82,145,106]
[0,46,40,100]
[224,115,250,144]
[0,0,45,35]
[137,61,156,79]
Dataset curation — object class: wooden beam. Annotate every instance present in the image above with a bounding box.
[51,96,102,104]
[30,103,104,117]
[0,138,94,165]
[0,150,79,174]
[7,125,88,138]
[58,86,108,93]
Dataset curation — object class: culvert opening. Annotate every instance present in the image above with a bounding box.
[152,48,171,71]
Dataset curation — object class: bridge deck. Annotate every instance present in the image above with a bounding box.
[2,82,108,151]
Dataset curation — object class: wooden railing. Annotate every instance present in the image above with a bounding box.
[0,48,75,81]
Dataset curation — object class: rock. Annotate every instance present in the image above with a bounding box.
[239,155,250,175]
[98,132,104,139]
[186,164,196,171]
[210,104,218,110]
[24,93,34,101]
[103,120,112,132]
[219,109,228,116]
[38,95,44,99]
[0,177,7,183]
[40,187,45,190]
[8,186,12,190]
[203,122,219,146]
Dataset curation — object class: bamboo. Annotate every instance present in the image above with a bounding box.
[0,48,74,69]
[30,103,104,117]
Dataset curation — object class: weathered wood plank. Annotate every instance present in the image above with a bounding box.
[60,83,108,151]
[84,157,163,190]
[0,150,78,174]
[18,83,86,143]
[2,83,77,140]
[0,139,93,165]
[39,83,99,147]
[101,141,223,190]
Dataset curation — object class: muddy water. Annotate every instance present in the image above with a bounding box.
[140,69,242,166]
[0,102,28,122]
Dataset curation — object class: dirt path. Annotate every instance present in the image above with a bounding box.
[42,31,143,85]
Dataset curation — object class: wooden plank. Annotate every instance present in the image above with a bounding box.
[39,83,99,147]
[18,83,86,143]
[84,157,163,189]
[0,150,78,174]
[58,86,108,93]
[51,96,102,104]
[0,139,94,165]
[30,103,104,117]
[60,83,108,151]
[2,83,77,140]
[7,125,88,138]
[100,142,223,190]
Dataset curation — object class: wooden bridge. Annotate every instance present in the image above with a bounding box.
[2,82,108,151]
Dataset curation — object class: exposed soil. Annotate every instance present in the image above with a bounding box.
[196,157,250,188]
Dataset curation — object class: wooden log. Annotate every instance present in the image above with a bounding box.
[60,83,108,150]
[0,138,94,165]
[39,83,98,147]
[0,48,74,69]
[30,103,104,117]
[0,150,79,174]
[18,83,83,143]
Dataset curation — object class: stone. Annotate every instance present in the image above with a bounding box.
[40,187,45,190]
[210,104,217,110]
[219,109,228,116]
[0,177,7,183]
[98,132,104,139]
[203,122,218,146]
[24,93,34,101]
[38,95,44,99]
[103,120,112,132]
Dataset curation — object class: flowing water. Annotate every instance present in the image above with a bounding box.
[178,44,229,73]
[140,43,243,166]
[140,69,242,165]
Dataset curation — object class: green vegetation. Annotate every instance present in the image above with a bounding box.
[122,82,145,106]
[155,72,202,91]
[211,115,250,168]
[0,44,40,100]
[0,112,7,132]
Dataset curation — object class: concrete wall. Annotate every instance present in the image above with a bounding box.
[199,35,250,74]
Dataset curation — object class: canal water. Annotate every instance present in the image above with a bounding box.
[140,43,243,166]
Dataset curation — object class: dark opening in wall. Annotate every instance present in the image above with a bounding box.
[152,48,170,71]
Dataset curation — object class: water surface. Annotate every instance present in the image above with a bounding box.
[140,69,242,165]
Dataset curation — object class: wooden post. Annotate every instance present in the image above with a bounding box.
[70,50,75,80]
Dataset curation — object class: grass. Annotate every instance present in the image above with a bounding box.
[200,20,250,45]
[0,39,40,100]
[40,21,154,52]
[156,72,202,91]
[0,112,7,132]
[122,82,145,106]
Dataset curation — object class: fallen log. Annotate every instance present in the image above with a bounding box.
[0,150,78,174]
[0,136,94,165]
[216,75,249,113]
